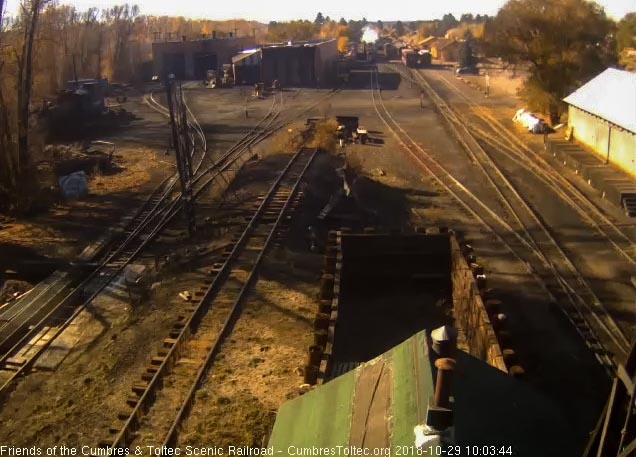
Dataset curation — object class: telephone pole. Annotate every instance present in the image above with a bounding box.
[165,77,196,237]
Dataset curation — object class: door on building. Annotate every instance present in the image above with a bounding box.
[194,53,218,80]
[163,52,186,80]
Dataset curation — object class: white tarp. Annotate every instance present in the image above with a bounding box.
[513,109,546,133]
[58,171,88,200]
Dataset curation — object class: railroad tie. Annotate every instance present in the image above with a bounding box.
[141,370,155,382]
[150,356,166,366]
[4,357,27,369]
[126,395,140,407]
[131,382,148,395]
[143,363,160,378]
[172,322,187,332]
[244,245,265,252]
[109,422,124,435]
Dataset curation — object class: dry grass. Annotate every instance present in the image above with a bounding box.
[180,391,276,446]
[307,119,338,153]
[257,118,340,158]
[90,147,162,195]
[258,122,306,158]
[0,220,71,249]
[179,251,317,446]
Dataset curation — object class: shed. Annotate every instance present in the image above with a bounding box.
[152,36,255,80]
[430,39,461,62]
[268,329,577,455]
[232,49,261,85]
[438,40,461,62]
[418,36,438,50]
[563,68,636,177]
[259,39,338,87]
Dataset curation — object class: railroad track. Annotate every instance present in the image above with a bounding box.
[0,171,181,388]
[370,68,626,372]
[0,92,205,395]
[0,86,277,393]
[425,69,636,266]
[102,146,317,449]
[404,67,634,355]
[0,85,337,396]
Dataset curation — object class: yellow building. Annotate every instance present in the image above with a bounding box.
[417,36,438,50]
[563,68,636,177]
[430,39,461,62]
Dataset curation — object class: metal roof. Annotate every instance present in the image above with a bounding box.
[563,68,636,133]
[418,36,438,45]
[268,329,576,453]
[232,49,260,65]
[262,38,336,49]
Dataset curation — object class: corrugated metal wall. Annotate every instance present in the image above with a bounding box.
[568,106,636,177]
[610,128,636,176]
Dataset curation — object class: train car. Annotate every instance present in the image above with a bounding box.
[401,48,418,68]
[356,42,366,60]
[382,43,395,59]
[364,42,375,62]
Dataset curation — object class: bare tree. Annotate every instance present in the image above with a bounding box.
[0,0,5,36]
[17,0,49,171]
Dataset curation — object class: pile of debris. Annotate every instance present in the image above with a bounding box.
[42,141,117,200]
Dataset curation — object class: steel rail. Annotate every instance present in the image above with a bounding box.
[0,86,329,395]
[105,146,317,449]
[0,92,203,395]
[429,69,636,265]
[0,185,181,394]
[369,69,620,371]
[0,172,176,339]
[393,65,630,354]
[405,67,630,351]
[0,86,339,396]
[162,148,316,448]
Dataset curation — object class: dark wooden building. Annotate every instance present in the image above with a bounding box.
[152,35,256,80]
[232,39,339,87]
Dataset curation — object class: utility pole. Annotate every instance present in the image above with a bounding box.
[165,78,196,237]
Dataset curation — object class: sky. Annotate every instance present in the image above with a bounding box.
[3,0,635,22]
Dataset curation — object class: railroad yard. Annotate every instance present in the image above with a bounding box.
[1,59,635,454]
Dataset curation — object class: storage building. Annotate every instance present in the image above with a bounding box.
[152,35,256,80]
[563,68,636,177]
[232,39,339,87]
